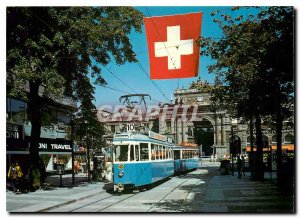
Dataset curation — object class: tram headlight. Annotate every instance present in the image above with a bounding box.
[118,171,124,178]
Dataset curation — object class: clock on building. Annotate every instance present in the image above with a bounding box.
[197,96,203,102]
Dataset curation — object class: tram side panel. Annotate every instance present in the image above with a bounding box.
[151,160,174,183]
[186,158,199,170]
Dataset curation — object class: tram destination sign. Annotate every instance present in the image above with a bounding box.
[148,131,168,142]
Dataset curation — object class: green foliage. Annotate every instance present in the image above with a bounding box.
[7,7,144,148]
[189,78,213,93]
[197,6,294,120]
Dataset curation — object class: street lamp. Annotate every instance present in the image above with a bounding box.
[85,121,91,182]
[211,144,216,162]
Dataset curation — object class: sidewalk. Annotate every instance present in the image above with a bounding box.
[188,171,294,213]
[6,168,295,213]
[6,174,113,212]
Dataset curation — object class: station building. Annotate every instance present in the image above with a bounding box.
[100,86,294,159]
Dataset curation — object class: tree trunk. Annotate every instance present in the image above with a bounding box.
[253,114,264,181]
[249,116,254,178]
[276,111,283,187]
[28,81,42,164]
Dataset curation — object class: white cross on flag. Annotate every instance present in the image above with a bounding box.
[144,12,202,79]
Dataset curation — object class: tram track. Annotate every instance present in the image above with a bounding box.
[39,189,109,212]
[43,169,213,212]
[145,175,194,212]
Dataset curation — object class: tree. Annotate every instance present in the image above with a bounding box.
[7,7,144,162]
[197,6,294,181]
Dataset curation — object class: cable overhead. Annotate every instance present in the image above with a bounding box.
[104,66,137,94]
[99,84,168,104]
[103,66,171,104]
[136,62,170,102]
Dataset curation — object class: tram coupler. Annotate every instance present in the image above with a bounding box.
[114,183,124,193]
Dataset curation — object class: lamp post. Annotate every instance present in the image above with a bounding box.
[231,126,234,176]
[85,121,90,182]
[211,144,216,162]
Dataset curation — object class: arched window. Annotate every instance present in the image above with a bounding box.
[246,136,256,145]
[262,135,269,147]
[271,135,277,143]
[285,134,294,144]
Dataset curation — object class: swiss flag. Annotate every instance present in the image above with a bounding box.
[144,12,202,80]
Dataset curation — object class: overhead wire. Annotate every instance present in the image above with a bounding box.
[104,66,137,94]
[99,84,169,104]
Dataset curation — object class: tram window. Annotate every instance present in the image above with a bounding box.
[170,148,173,159]
[135,145,139,161]
[166,147,169,159]
[161,146,165,160]
[156,145,161,160]
[140,143,149,161]
[115,145,129,162]
[151,144,155,160]
[130,145,135,161]
[174,150,180,160]
[168,148,172,159]
[165,147,167,159]
[183,150,187,159]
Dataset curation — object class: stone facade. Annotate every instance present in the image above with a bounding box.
[100,88,294,158]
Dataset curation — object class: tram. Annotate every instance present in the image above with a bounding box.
[112,131,175,192]
[173,144,199,173]
[112,131,200,192]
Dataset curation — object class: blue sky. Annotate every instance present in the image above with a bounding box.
[90,6,261,107]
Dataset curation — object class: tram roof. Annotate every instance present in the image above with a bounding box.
[173,145,199,150]
[113,132,174,146]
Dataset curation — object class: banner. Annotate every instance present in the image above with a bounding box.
[144,12,202,79]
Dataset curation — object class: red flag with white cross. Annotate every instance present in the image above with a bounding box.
[144,12,202,79]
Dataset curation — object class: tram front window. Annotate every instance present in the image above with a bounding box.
[114,145,129,162]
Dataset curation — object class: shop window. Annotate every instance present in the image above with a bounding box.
[7,98,27,122]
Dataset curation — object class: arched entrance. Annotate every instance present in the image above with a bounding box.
[193,119,214,156]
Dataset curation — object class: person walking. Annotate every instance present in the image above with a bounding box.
[38,158,47,185]
[236,155,242,178]
[241,155,246,176]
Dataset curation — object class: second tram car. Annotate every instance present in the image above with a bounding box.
[173,145,199,173]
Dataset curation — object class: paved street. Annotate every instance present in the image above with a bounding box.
[6,164,294,213]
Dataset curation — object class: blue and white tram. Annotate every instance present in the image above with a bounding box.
[112,131,174,192]
[173,145,199,173]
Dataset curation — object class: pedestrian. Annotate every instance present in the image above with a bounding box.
[236,155,242,178]
[53,156,58,170]
[8,161,23,192]
[38,158,47,185]
[74,159,80,174]
[241,155,246,176]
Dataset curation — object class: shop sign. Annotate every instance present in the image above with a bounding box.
[6,123,22,139]
[38,138,72,152]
